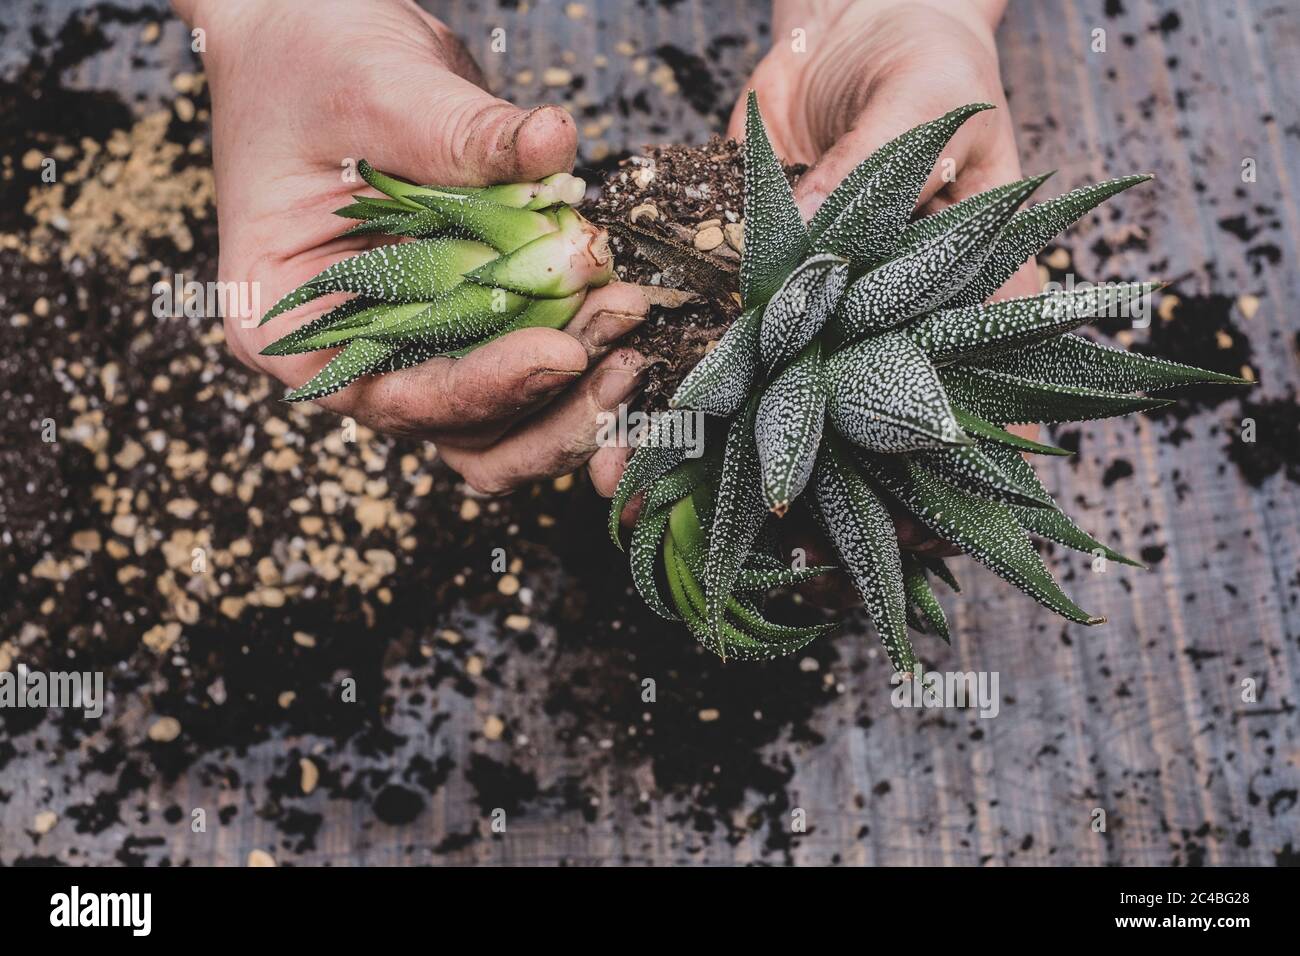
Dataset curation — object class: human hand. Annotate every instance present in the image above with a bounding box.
[728,0,1041,559]
[175,0,650,495]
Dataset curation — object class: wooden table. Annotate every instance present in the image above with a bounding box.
[0,0,1296,866]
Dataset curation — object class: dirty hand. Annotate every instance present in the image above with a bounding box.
[174,0,649,495]
[729,0,1039,560]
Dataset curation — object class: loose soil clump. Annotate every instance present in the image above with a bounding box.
[585,137,802,410]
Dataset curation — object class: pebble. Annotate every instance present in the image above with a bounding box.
[698,708,720,722]
[148,716,181,742]
[694,225,724,251]
[724,222,745,253]
[143,622,181,654]
[114,512,140,541]
[247,849,277,867]
[460,498,481,521]
[629,202,659,224]
[497,573,521,596]
[1043,247,1071,269]
[543,67,573,87]
[484,715,505,740]
[504,614,531,631]
[300,758,319,795]
[33,810,58,835]
[71,529,101,552]
[1237,294,1259,319]
[292,631,317,648]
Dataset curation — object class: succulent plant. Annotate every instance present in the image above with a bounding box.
[608,93,1246,667]
[260,95,1244,670]
[258,161,612,401]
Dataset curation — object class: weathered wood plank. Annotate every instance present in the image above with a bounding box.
[0,0,1295,867]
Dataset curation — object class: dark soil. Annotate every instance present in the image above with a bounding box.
[586,137,802,410]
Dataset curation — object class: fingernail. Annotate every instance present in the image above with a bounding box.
[496,107,536,154]
[585,309,647,349]
[522,367,583,401]
[594,362,646,409]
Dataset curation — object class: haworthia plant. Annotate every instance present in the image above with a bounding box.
[258,167,613,401]
[616,96,1246,664]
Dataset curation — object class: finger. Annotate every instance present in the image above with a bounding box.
[587,443,631,498]
[297,326,588,441]
[563,282,650,360]
[363,66,578,186]
[792,95,992,221]
[441,349,646,495]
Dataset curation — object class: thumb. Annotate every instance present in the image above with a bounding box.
[367,68,577,186]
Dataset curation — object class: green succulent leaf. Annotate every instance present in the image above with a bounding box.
[951,406,1071,456]
[741,91,809,307]
[920,555,961,592]
[974,332,1250,392]
[860,455,1101,626]
[259,239,495,326]
[284,337,401,403]
[719,619,824,661]
[977,443,1142,567]
[913,444,1054,509]
[261,298,394,357]
[338,210,450,239]
[334,196,412,220]
[811,440,914,672]
[895,174,1053,251]
[940,365,1172,424]
[833,173,1049,342]
[734,563,835,591]
[755,341,827,515]
[662,533,723,656]
[362,281,524,347]
[357,160,436,209]
[629,506,678,620]
[759,253,849,372]
[902,555,950,643]
[948,174,1153,308]
[669,305,762,416]
[703,398,768,641]
[407,191,557,254]
[725,597,837,646]
[809,103,995,258]
[908,281,1161,366]
[825,332,967,452]
[607,415,693,548]
[642,457,709,515]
